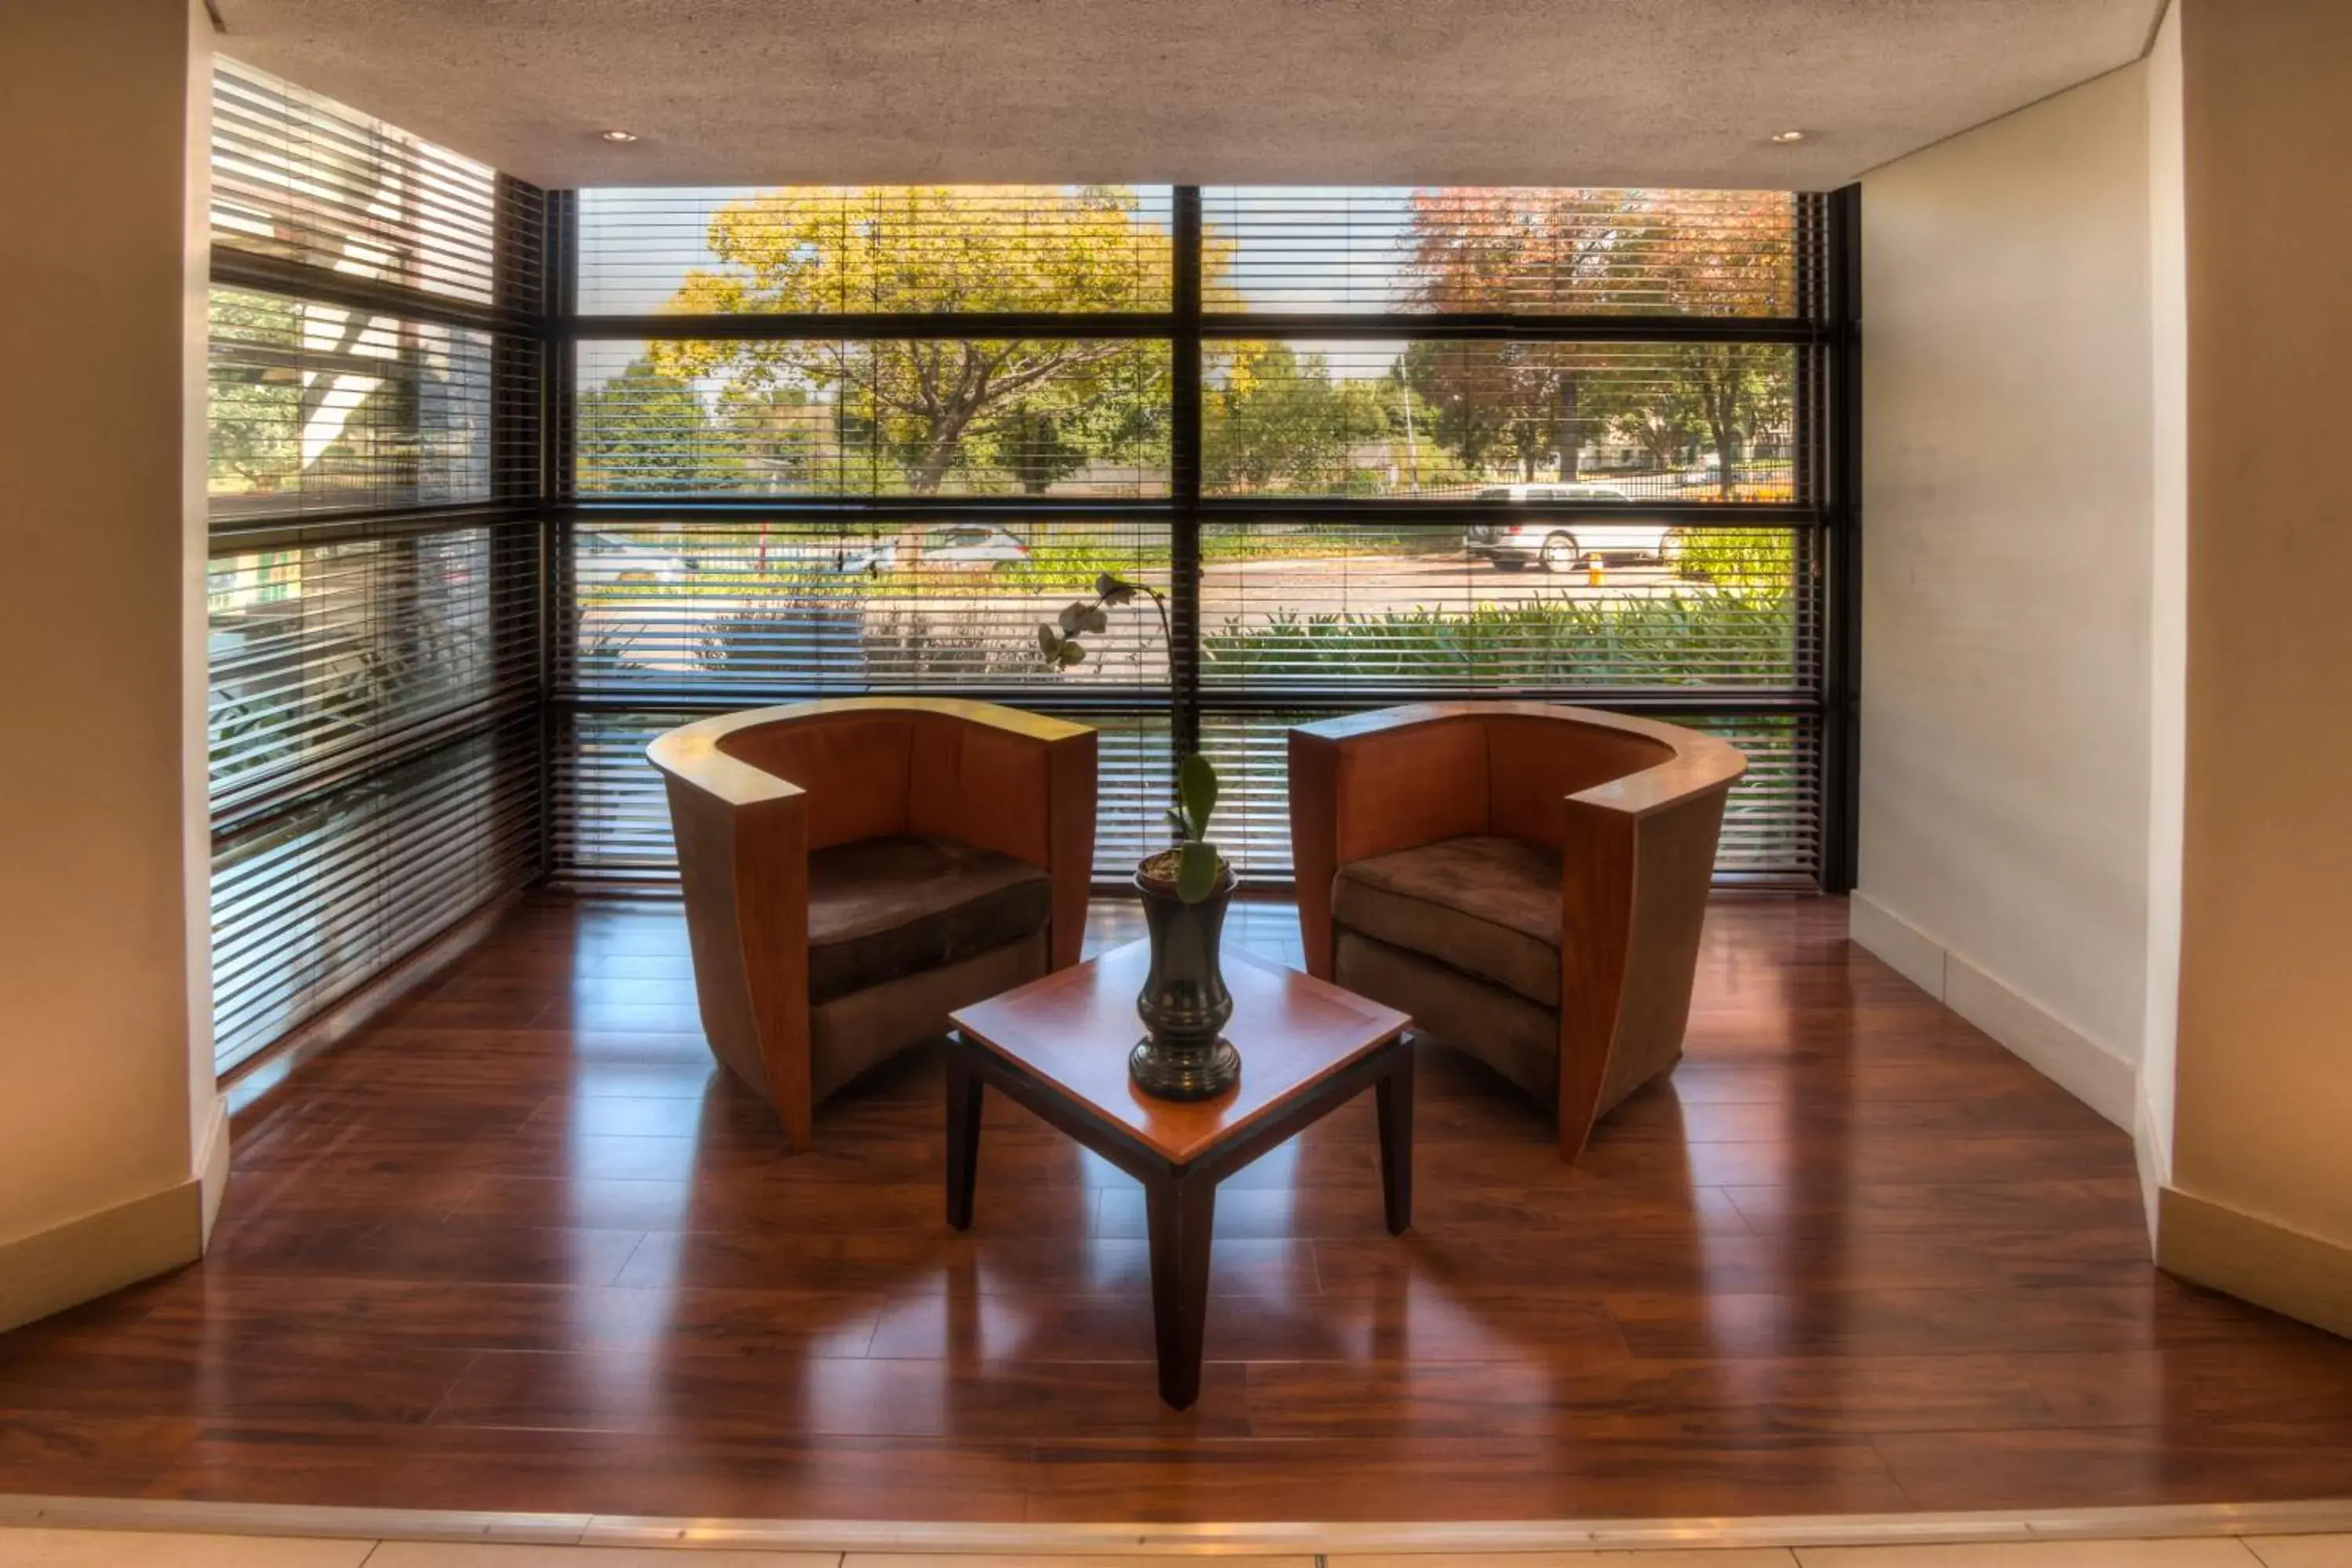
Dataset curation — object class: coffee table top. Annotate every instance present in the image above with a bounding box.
[948,939,1410,1166]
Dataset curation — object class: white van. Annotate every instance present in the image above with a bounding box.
[1461,484,1680,572]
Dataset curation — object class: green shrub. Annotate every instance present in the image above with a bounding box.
[1673,528,1796,591]
[1203,590,1796,688]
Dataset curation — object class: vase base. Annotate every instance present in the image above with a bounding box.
[1129,1036,1241,1102]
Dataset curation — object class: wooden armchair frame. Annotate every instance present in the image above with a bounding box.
[650,698,1097,1149]
[1289,702,1744,1160]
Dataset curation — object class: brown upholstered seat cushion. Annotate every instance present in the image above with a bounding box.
[1335,930,1559,1105]
[811,933,1047,1102]
[806,835,1052,1005]
[1331,834,1563,1007]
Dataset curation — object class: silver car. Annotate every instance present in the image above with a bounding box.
[844,524,1033,574]
[1462,484,1681,572]
[573,530,695,587]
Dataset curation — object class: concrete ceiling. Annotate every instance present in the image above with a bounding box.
[210,0,2165,191]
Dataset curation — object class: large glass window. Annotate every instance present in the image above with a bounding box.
[575,339,1171,498]
[1201,341,1796,500]
[1201,187,1799,316]
[209,289,495,520]
[206,60,544,1074]
[557,184,1836,888]
[212,60,502,306]
[577,186,1175,316]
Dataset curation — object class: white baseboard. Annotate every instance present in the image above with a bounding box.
[1944,950,2137,1129]
[1848,889,1947,999]
[2134,1074,2172,1247]
[196,1091,231,1247]
[1847,890,2137,1131]
[0,1178,204,1334]
[2161,1185,2352,1341]
[0,1097,227,1333]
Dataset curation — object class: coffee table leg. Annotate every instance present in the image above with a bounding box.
[946,1044,982,1232]
[1145,1174,1216,1410]
[1377,1047,1414,1235]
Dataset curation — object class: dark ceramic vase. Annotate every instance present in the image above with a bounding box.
[1130,862,1240,1101]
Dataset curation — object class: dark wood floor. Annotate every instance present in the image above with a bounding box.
[5,893,2352,1523]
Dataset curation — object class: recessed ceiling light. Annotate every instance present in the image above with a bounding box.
[1771,129,1809,144]
[600,129,640,143]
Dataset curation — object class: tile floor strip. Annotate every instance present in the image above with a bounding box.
[5,1499,2352,1558]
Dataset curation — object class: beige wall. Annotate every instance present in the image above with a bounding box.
[2170,0,2352,1254]
[1855,62,2158,1129]
[1860,0,2352,1321]
[0,0,221,1326]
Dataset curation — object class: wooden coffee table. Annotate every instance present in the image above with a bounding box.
[946,939,1414,1410]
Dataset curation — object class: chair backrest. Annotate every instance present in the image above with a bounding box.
[1323,707,1680,864]
[1483,715,1676,849]
[711,703,1061,861]
[718,710,916,849]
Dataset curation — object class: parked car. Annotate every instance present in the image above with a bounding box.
[574,531,697,587]
[844,524,1033,574]
[1462,484,1682,572]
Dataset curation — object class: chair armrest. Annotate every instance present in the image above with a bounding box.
[1552,721,1744,1161]
[649,724,814,1145]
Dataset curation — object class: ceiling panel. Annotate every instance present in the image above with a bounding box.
[210,0,2164,189]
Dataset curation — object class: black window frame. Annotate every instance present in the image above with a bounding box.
[546,183,1860,893]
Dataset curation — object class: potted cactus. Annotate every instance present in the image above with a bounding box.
[1042,575,1239,1099]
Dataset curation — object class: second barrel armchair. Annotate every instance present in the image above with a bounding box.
[1289,702,1744,1161]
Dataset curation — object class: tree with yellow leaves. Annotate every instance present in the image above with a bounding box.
[649,186,1189,495]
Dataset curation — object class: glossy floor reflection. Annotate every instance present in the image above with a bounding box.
[3,894,2350,1523]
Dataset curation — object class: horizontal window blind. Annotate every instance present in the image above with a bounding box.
[1692,713,1821,877]
[209,524,538,814]
[575,339,1171,498]
[208,58,544,1075]
[1200,523,1812,696]
[1202,340,1799,501]
[556,517,1173,881]
[212,60,503,307]
[563,519,1170,699]
[1193,519,1817,884]
[576,186,1175,315]
[212,716,543,1067]
[209,287,497,524]
[1200,187,1802,317]
[554,710,1171,885]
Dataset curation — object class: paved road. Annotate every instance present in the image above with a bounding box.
[578,551,1700,678]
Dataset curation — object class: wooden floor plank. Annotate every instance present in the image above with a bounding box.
[0,891,2343,1523]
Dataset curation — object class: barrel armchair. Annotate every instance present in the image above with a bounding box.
[650,699,1096,1149]
[1289,703,1744,1161]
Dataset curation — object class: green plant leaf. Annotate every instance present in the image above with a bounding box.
[1175,839,1221,903]
[1177,751,1218,840]
[1095,572,1136,605]
[1081,605,1109,633]
[1162,805,1192,838]
[1036,625,1060,659]
[1057,602,1088,635]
